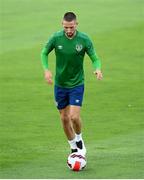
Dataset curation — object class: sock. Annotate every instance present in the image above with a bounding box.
[68,136,77,149]
[75,133,82,142]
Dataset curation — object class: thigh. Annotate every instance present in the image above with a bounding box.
[54,85,69,110]
[59,105,70,119]
[69,105,81,119]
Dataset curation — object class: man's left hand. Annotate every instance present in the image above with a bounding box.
[94,69,103,80]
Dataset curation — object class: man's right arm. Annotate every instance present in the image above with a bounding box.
[41,34,55,84]
[41,47,49,70]
[41,48,53,85]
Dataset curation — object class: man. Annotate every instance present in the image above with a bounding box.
[41,12,102,156]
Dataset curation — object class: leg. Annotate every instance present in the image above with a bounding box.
[54,85,78,151]
[59,105,86,155]
[59,105,75,140]
[69,105,82,134]
[68,85,84,134]
[59,106,78,151]
[69,105,86,155]
[54,85,75,140]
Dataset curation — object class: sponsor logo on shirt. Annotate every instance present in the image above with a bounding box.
[58,45,63,49]
[76,44,83,52]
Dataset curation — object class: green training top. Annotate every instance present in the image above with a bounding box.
[41,30,101,88]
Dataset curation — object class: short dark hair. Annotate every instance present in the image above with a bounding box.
[63,12,76,21]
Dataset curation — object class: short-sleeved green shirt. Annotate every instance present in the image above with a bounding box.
[44,30,96,88]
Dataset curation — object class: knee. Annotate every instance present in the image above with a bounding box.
[60,114,70,124]
[70,114,80,123]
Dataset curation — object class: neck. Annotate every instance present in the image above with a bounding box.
[65,31,77,39]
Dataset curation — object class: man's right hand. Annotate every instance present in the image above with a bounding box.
[44,70,53,85]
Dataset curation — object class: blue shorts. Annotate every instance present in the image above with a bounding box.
[54,84,84,110]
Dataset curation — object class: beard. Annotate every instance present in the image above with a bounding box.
[66,32,75,38]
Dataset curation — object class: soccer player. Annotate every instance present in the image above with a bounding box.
[41,12,102,156]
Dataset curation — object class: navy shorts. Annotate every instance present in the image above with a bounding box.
[54,84,84,110]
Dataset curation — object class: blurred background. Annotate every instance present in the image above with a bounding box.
[0,0,144,178]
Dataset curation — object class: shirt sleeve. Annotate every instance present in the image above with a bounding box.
[85,36,102,70]
[41,34,55,70]
[85,36,95,56]
[89,53,101,70]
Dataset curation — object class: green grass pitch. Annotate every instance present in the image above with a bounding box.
[0,0,144,178]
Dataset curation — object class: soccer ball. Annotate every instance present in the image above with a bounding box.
[67,152,86,171]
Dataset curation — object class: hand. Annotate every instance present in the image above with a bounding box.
[94,69,103,80]
[44,70,53,85]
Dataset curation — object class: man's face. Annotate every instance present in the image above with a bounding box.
[62,20,77,38]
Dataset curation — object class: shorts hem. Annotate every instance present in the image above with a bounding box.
[69,103,82,107]
[57,104,82,110]
[57,105,69,110]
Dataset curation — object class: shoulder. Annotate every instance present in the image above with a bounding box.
[47,30,63,43]
[77,31,91,41]
[51,30,64,38]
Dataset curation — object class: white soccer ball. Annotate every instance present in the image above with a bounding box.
[67,152,87,171]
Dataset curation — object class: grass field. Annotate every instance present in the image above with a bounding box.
[0,0,144,178]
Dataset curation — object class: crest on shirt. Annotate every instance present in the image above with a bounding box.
[76,44,83,52]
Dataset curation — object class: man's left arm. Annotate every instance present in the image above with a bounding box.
[85,35,103,80]
[89,53,103,80]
